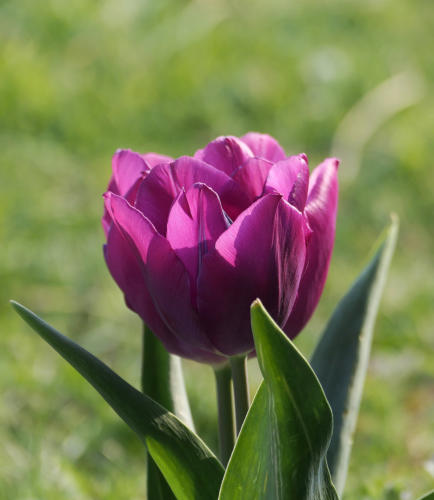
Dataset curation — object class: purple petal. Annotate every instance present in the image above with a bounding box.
[264,155,309,206]
[195,136,254,175]
[241,132,286,161]
[141,152,173,168]
[288,161,310,211]
[197,194,307,356]
[166,184,228,295]
[104,192,223,363]
[231,157,273,204]
[103,175,145,237]
[104,195,182,354]
[283,158,339,338]
[112,149,150,196]
[104,192,158,263]
[146,235,221,357]
[135,156,248,235]
[104,228,185,354]
[102,177,119,237]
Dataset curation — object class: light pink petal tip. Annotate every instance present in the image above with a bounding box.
[241,132,286,162]
[195,136,254,175]
[141,152,173,168]
[112,149,150,196]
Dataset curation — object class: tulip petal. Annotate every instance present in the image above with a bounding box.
[288,161,309,211]
[146,235,221,357]
[264,155,309,204]
[102,177,119,236]
[166,184,228,294]
[141,152,173,168]
[241,132,286,162]
[231,157,273,204]
[104,193,222,363]
[104,194,182,354]
[198,194,307,356]
[135,157,248,234]
[112,149,150,196]
[284,158,339,338]
[104,191,158,264]
[195,136,254,175]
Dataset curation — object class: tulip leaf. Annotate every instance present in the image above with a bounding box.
[417,490,434,500]
[11,301,224,500]
[311,217,398,496]
[219,300,338,500]
[142,325,194,500]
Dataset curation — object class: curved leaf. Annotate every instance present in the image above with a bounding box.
[220,300,338,500]
[311,217,398,496]
[11,301,224,500]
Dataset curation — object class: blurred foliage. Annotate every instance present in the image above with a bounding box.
[0,0,433,498]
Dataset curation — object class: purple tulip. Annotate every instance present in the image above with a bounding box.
[103,134,338,363]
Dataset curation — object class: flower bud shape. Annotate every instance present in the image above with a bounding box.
[103,134,338,363]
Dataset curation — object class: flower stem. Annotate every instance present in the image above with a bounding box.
[214,364,235,466]
[230,356,250,435]
[141,323,171,407]
[141,324,175,499]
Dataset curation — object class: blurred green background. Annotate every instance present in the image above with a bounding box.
[1,0,433,498]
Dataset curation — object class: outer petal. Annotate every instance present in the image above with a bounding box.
[195,136,254,175]
[197,194,307,356]
[146,235,222,357]
[283,158,339,338]
[104,192,223,363]
[104,193,180,353]
[103,176,145,238]
[264,155,309,204]
[231,157,273,204]
[166,184,228,296]
[288,161,309,212]
[102,177,119,236]
[135,156,249,234]
[141,152,173,168]
[112,149,150,196]
[241,132,286,162]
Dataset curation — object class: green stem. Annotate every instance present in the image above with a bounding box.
[214,364,235,466]
[141,324,171,408]
[230,356,250,435]
[142,324,176,499]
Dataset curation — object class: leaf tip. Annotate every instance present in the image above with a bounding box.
[250,298,263,309]
[9,301,41,333]
[389,211,399,224]
[388,212,399,239]
[250,298,266,324]
[250,298,287,364]
[10,300,23,314]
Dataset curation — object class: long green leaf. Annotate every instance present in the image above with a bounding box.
[142,325,194,500]
[11,301,224,500]
[310,217,398,496]
[220,300,338,500]
[417,490,434,500]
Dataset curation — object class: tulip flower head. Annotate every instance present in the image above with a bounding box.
[103,134,338,363]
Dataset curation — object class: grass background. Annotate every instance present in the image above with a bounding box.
[1,0,433,498]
